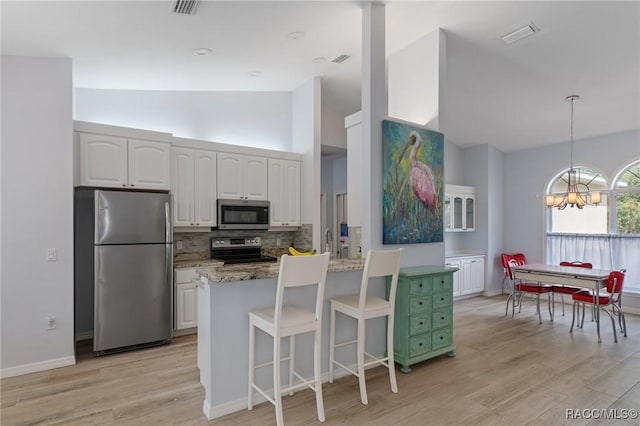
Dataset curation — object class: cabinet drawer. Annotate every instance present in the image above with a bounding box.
[433,292,452,310]
[409,334,431,357]
[409,314,430,336]
[409,278,431,295]
[433,275,453,293]
[176,269,196,284]
[432,310,452,330]
[432,328,452,350]
[409,296,430,314]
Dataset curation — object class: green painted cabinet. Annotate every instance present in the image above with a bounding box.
[389,266,457,373]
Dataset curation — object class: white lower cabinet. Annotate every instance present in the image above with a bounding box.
[446,255,485,297]
[175,268,197,331]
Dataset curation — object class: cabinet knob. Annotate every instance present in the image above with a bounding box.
[190,223,194,226]
[441,316,445,320]
[440,297,445,301]
[131,184,135,187]
[122,184,126,187]
[419,321,423,325]
[419,283,423,288]
[419,301,423,305]
[441,280,444,283]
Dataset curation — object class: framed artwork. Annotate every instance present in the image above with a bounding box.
[382,119,444,244]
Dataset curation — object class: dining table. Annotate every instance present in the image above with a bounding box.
[511,263,611,342]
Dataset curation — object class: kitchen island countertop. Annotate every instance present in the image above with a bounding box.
[196,257,365,283]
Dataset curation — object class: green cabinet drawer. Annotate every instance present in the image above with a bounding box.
[409,334,431,357]
[409,296,429,314]
[432,310,452,330]
[409,278,431,295]
[432,328,452,350]
[433,292,452,310]
[409,314,430,335]
[433,275,453,293]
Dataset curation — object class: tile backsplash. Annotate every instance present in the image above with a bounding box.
[174,224,312,262]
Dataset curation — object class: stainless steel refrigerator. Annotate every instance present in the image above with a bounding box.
[74,189,172,355]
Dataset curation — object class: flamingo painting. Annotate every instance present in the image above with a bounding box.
[402,131,436,208]
[382,120,444,245]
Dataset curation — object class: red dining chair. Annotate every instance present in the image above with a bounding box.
[570,270,627,342]
[500,253,526,294]
[552,261,593,316]
[505,258,554,324]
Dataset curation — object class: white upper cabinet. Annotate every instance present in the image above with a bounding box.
[79,133,128,188]
[171,147,216,227]
[444,184,476,232]
[78,132,170,190]
[268,158,301,227]
[217,152,267,200]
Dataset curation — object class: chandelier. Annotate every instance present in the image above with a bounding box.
[545,95,601,209]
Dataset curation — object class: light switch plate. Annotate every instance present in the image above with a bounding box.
[46,248,57,262]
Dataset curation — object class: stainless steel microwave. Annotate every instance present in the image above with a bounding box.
[217,199,270,230]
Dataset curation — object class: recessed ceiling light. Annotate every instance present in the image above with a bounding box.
[312,57,327,64]
[192,48,212,56]
[501,22,540,45]
[287,31,305,40]
[248,71,261,77]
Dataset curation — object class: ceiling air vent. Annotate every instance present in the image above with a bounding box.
[171,0,198,15]
[332,54,351,64]
[501,22,540,45]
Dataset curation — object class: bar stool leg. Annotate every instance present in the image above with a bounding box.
[357,318,368,405]
[386,314,398,393]
[289,335,295,396]
[273,337,284,426]
[570,301,577,332]
[248,321,255,410]
[328,305,336,383]
[313,327,325,422]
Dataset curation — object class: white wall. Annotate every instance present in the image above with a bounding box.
[321,102,347,151]
[1,56,75,376]
[75,88,292,152]
[291,78,322,251]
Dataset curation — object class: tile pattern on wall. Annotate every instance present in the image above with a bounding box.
[174,224,313,262]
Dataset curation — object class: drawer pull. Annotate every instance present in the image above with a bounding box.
[419,283,423,288]
[440,336,444,340]
[419,343,423,346]
[441,316,445,320]
[419,321,424,325]
[441,280,444,284]
[419,301,423,305]
[440,297,444,301]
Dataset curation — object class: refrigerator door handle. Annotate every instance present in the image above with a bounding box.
[165,201,171,243]
[166,242,173,337]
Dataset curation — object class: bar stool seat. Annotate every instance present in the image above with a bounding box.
[248,252,330,426]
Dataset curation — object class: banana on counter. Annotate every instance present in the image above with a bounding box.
[288,246,317,256]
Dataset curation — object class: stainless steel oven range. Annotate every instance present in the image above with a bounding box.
[210,236,277,264]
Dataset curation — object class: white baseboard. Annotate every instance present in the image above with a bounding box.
[0,356,76,379]
[203,363,366,420]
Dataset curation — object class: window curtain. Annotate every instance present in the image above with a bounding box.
[546,234,639,292]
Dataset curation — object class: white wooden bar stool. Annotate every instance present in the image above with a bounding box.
[328,248,403,405]
[248,252,330,426]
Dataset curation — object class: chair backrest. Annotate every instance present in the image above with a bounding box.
[274,252,330,328]
[606,270,626,295]
[560,261,593,268]
[358,248,404,311]
[502,253,526,279]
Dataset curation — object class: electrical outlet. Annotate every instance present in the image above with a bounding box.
[276,239,281,246]
[176,241,184,250]
[46,316,56,330]
[46,248,57,262]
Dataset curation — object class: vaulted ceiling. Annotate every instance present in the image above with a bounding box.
[2,1,639,152]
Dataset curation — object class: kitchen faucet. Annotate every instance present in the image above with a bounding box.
[325,228,332,254]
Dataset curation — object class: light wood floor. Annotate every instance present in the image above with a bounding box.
[2,296,639,425]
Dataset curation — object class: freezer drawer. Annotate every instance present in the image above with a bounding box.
[94,244,172,353]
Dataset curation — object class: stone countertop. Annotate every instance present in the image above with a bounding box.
[196,258,366,283]
[444,250,486,258]
[174,258,224,269]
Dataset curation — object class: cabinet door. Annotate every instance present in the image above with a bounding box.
[244,156,268,200]
[176,282,197,330]
[217,153,244,199]
[193,150,217,227]
[171,148,195,227]
[79,133,128,188]
[443,193,452,231]
[445,259,462,297]
[268,159,301,227]
[469,257,485,292]
[268,159,285,226]
[453,196,464,230]
[464,195,475,231]
[282,160,301,226]
[461,259,474,295]
[128,139,171,190]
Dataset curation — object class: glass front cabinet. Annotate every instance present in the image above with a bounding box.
[444,184,476,232]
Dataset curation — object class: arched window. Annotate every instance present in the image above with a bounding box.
[612,160,640,235]
[546,165,608,234]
